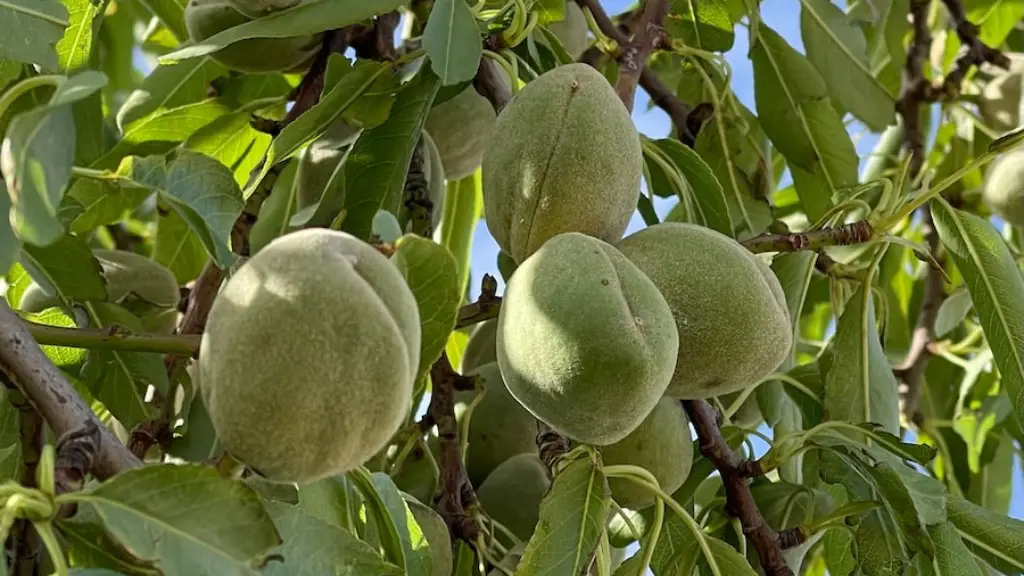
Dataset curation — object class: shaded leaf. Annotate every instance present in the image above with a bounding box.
[339,66,440,241]
[183,111,272,189]
[20,233,107,303]
[423,0,482,85]
[367,473,432,576]
[73,464,282,576]
[117,58,229,130]
[932,199,1024,430]
[0,182,19,271]
[64,178,152,234]
[799,0,894,131]
[513,453,610,575]
[391,235,461,379]
[825,280,900,435]
[0,387,20,483]
[649,137,731,235]
[934,287,973,338]
[59,507,156,575]
[160,0,406,63]
[263,501,404,576]
[750,24,858,221]
[923,521,985,576]
[0,0,67,70]
[698,537,759,575]
[94,100,230,169]
[947,495,1024,573]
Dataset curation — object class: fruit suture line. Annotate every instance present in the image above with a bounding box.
[892,0,1006,425]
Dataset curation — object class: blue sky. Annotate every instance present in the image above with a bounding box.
[462,0,1024,521]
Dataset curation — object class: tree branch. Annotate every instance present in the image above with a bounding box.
[612,0,668,112]
[0,302,142,480]
[473,57,513,114]
[683,399,791,576]
[741,221,876,254]
[23,321,200,356]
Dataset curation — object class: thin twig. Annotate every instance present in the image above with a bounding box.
[741,221,875,254]
[683,399,791,576]
[0,302,142,480]
[23,322,200,355]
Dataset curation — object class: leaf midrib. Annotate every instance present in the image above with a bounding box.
[798,0,892,97]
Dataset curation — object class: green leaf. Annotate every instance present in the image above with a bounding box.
[699,537,759,575]
[423,0,482,85]
[117,58,229,131]
[648,137,731,235]
[339,67,440,241]
[799,0,894,131]
[254,61,390,201]
[296,476,359,532]
[824,279,900,435]
[263,501,403,576]
[0,182,19,272]
[947,495,1024,573]
[665,0,736,51]
[22,307,87,369]
[367,474,433,576]
[963,0,1024,47]
[932,198,1024,431]
[159,0,406,63]
[924,521,986,576]
[436,171,481,296]
[56,0,102,72]
[80,302,165,428]
[953,394,1011,473]
[2,104,75,246]
[248,160,299,255]
[167,386,220,463]
[0,388,20,483]
[750,24,858,221]
[966,431,1014,515]
[72,464,282,576]
[136,0,187,42]
[513,452,610,575]
[347,469,406,569]
[391,235,461,380]
[0,0,67,70]
[59,507,156,575]
[933,287,973,338]
[20,233,107,304]
[64,178,152,234]
[119,152,243,269]
[93,99,230,169]
[183,111,272,189]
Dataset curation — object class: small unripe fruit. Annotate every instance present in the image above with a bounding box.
[483,63,642,264]
[404,495,453,576]
[476,453,551,543]
[184,0,321,74]
[497,232,679,445]
[617,222,791,399]
[93,249,180,308]
[455,362,538,486]
[983,149,1024,227]
[18,283,58,313]
[549,2,590,59]
[424,87,496,181]
[600,398,694,510]
[199,228,421,483]
[459,318,497,374]
[977,53,1024,132]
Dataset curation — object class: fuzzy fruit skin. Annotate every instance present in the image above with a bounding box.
[459,318,497,374]
[483,63,642,264]
[184,0,321,74]
[424,87,496,180]
[476,453,551,543]
[549,2,590,59]
[496,232,679,445]
[601,398,694,510]
[404,495,453,576]
[199,228,421,483]
[983,149,1024,227]
[978,53,1024,132]
[93,250,180,308]
[617,222,791,399]
[454,362,538,487]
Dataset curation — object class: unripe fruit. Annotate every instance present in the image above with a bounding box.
[616,222,791,399]
[199,228,421,483]
[721,390,763,428]
[600,398,694,510]
[18,283,57,313]
[93,250,180,308]
[983,149,1024,227]
[459,318,497,374]
[549,2,590,59]
[225,0,298,19]
[977,53,1024,132]
[424,87,496,180]
[184,0,321,74]
[294,119,361,211]
[392,442,438,505]
[404,495,453,576]
[476,453,551,543]
[483,63,642,264]
[497,232,679,445]
[455,362,538,486]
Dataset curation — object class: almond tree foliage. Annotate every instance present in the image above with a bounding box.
[2,0,1024,573]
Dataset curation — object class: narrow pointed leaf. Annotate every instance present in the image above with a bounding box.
[947,495,1024,573]
[117,58,229,130]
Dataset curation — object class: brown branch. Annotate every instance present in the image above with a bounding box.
[473,57,513,114]
[456,274,502,329]
[0,301,142,480]
[612,0,668,112]
[426,353,479,543]
[683,399,791,576]
[741,221,876,254]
